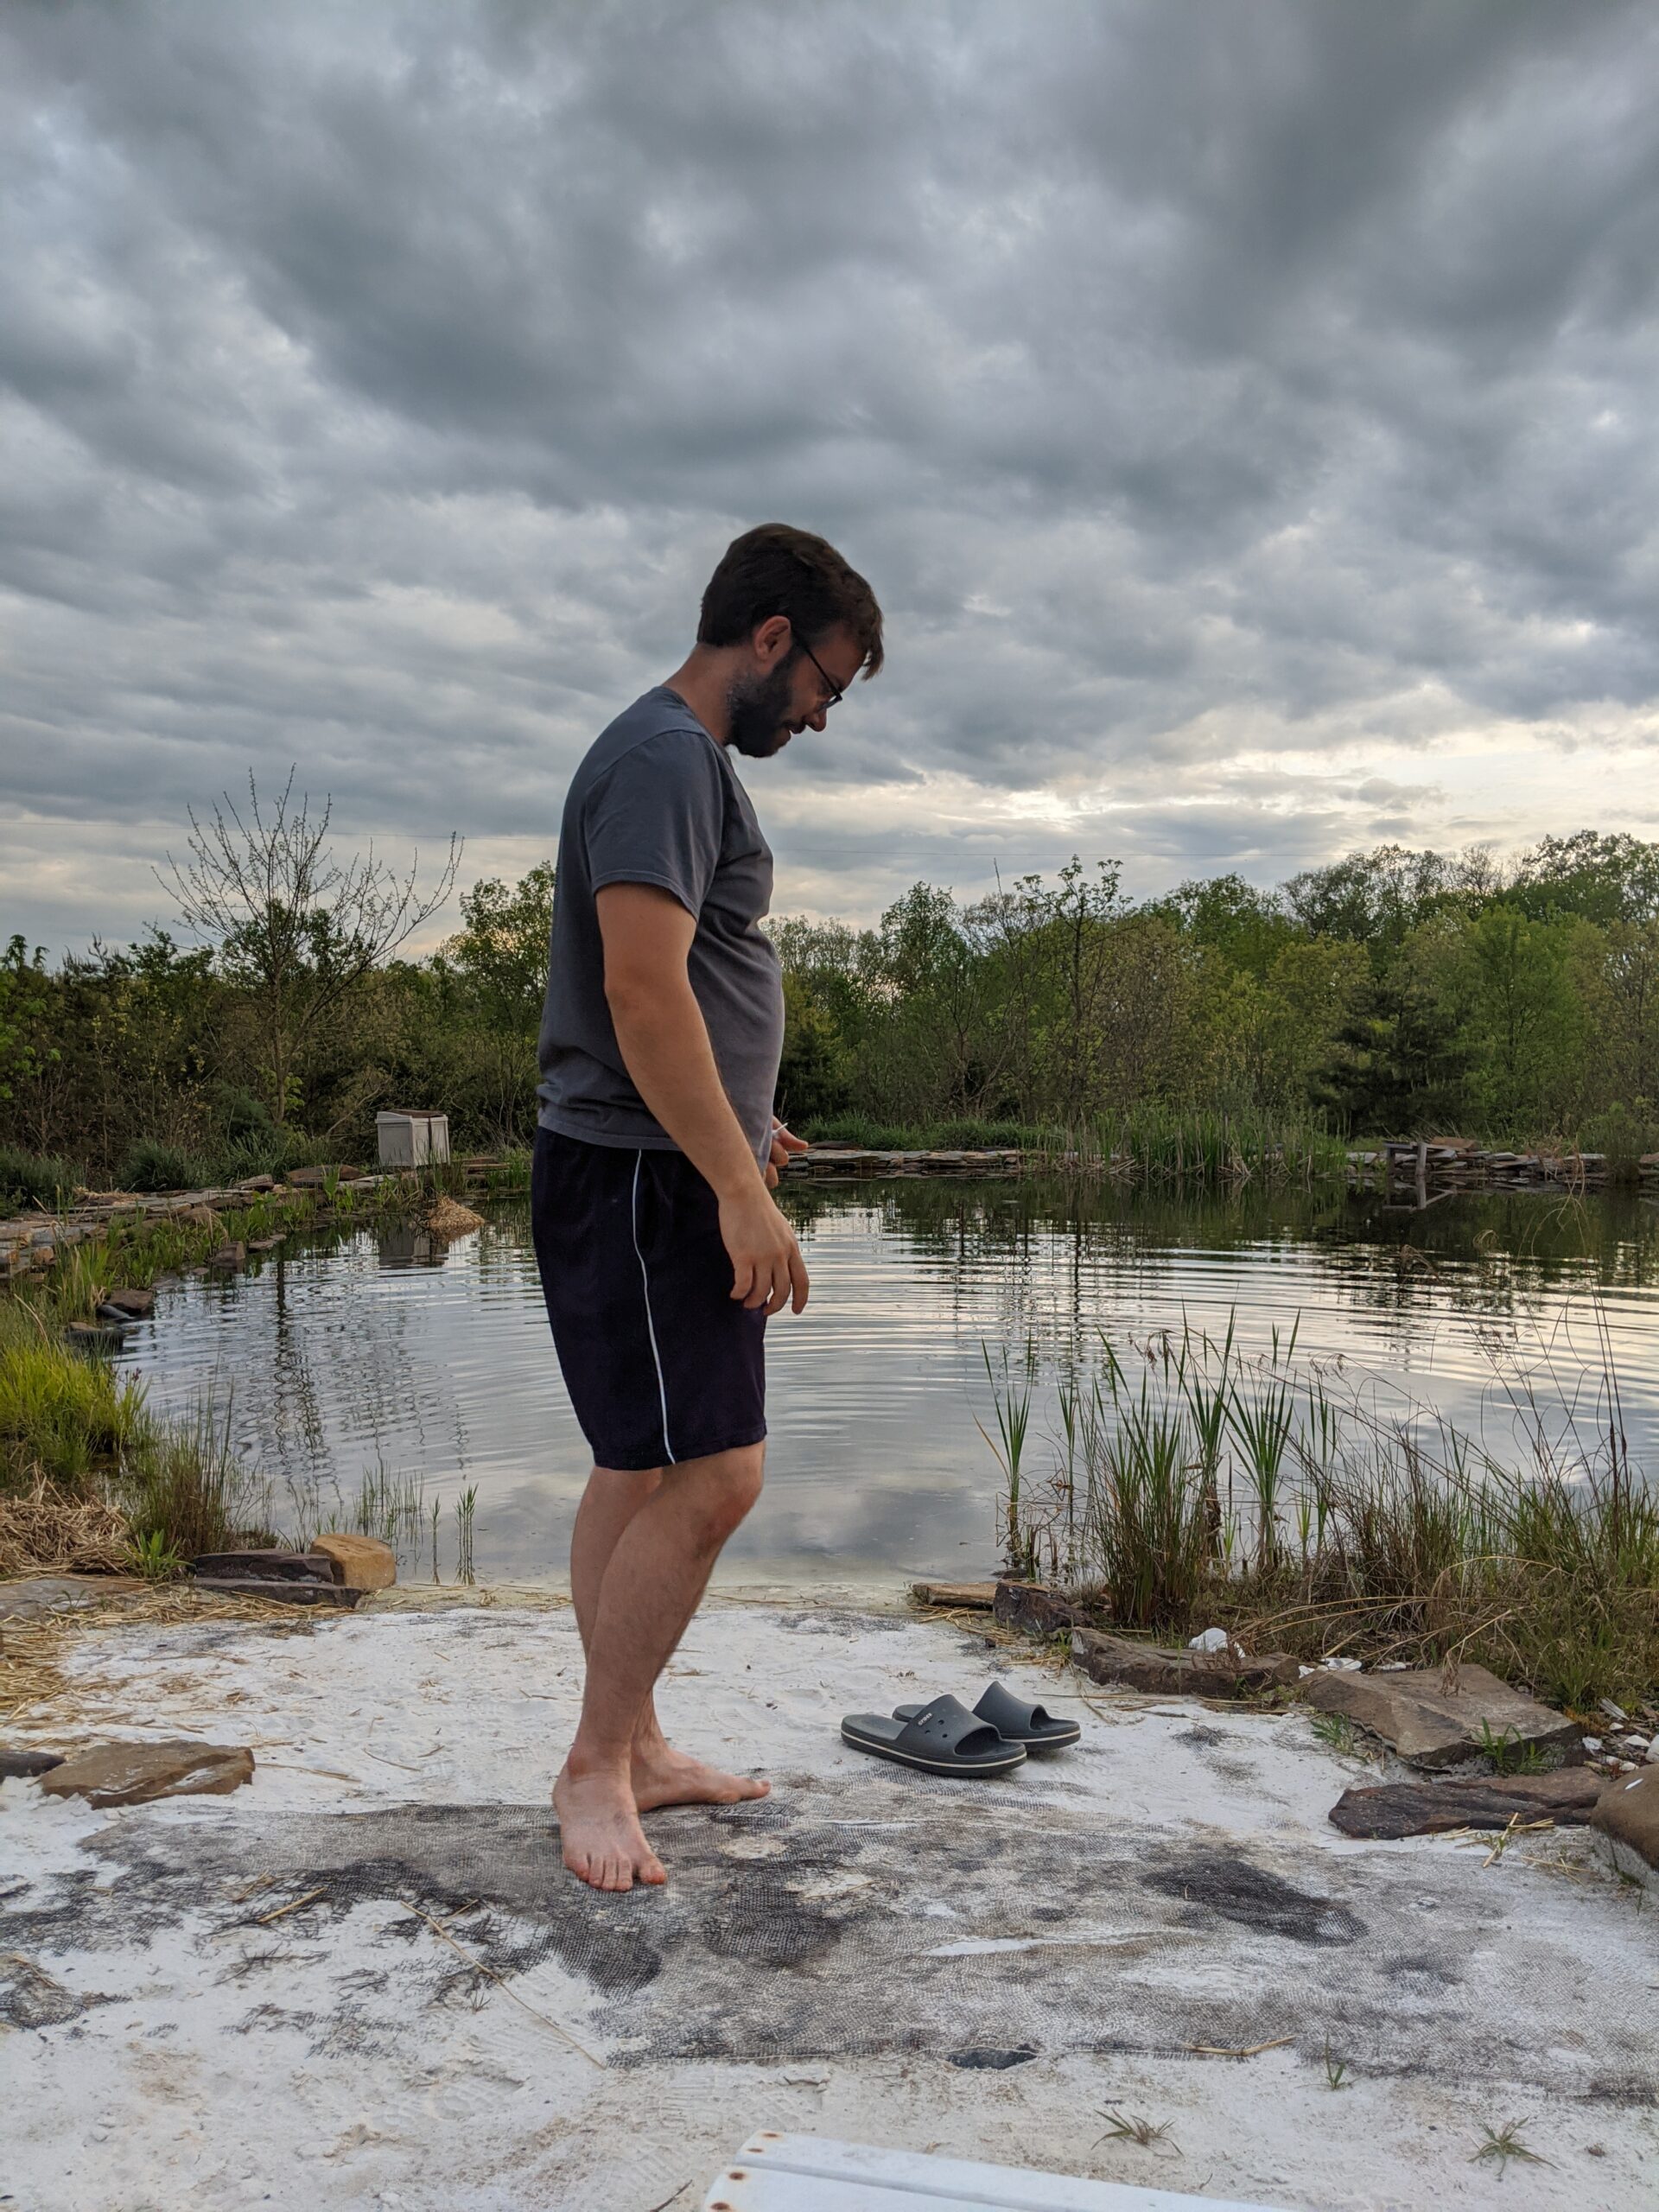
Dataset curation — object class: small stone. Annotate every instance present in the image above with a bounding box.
[100,1287,155,1319]
[207,1241,247,1270]
[41,1739,254,1808]
[64,1321,121,1346]
[1600,1698,1630,1724]
[1320,1656,1363,1672]
[1188,1628,1233,1654]
[310,1532,397,1591]
[0,1746,65,1780]
[1581,1736,1604,1752]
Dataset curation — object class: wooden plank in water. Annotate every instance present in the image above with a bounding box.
[705,2133,1296,2210]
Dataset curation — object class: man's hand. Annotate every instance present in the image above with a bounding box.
[763,1117,809,1191]
[721,1182,810,1315]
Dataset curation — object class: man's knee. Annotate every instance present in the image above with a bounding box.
[683,1445,764,1547]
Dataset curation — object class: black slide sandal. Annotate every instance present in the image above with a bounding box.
[841,1692,1027,1777]
[895,1681,1081,1752]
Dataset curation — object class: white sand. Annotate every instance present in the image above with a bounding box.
[2,1595,1654,2210]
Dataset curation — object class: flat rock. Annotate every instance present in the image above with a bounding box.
[63,1320,124,1346]
[0,1574,145,1624]
[1302,1662,1580,1770]
[40,1738,253,1808]
[1,1746,65,1779]
[100,1286,155,1319]
[310,1532,397,1591]
[910,1580,997,1611]
[1593,1767,1659,1871]
[1329,1767,1603,1839]
[189,1549,335,1584]
[993,1580,1078,1638]
[191,1578,362,1607]
[1071,1626,1299,1697]
[207,1240,247,1269]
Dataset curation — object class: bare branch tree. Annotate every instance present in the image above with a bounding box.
[159,770,461,1123]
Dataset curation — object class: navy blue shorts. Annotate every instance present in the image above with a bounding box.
[531,1128,767,1471]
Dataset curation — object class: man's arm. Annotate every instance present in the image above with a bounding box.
[596,881,808,1316]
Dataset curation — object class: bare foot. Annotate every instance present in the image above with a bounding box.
[552,1760,667,1891]
[632,1738,771,1812]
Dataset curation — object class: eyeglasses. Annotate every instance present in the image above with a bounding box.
[795,633,845,712]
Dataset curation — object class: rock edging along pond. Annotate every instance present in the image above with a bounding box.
[0,1165,457,1286]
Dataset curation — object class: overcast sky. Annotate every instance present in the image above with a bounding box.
[3,0,1656,957]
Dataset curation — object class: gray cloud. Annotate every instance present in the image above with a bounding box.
[3,0,1657,953]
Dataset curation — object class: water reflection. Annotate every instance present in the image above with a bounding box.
[112,1178,1659,1585]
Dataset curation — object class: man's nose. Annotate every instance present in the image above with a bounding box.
[807,704,830,732]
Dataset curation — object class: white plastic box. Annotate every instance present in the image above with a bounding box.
[375,1110,451,1168]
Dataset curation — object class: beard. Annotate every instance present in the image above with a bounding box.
[725,656,798,758]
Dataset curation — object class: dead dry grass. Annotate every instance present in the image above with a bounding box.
[424,1194,485,1238]
[0,1478,130,1576]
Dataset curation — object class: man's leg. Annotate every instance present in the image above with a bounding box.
[554,1442,765,1891]
[568,1463,770,1814]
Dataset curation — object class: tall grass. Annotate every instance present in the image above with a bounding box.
[0,1298,270,1565]
[0,1296,149,1486]
[991,1310,1659,1707]
[125,1396,271,1559]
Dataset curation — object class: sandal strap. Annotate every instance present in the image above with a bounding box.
[899,1694,1006,1758]
[975,1681,1052,1735]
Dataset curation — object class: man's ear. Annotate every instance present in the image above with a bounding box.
[752,614,791,665]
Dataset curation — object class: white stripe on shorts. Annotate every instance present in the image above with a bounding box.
[631,1150,676,1465]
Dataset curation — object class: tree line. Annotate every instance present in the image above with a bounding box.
[2,781,1656,1196]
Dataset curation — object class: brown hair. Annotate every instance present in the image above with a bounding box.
[696,523,884,678]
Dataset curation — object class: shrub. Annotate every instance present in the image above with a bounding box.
[0,1147,80,1211]
[119,1137,213,1192]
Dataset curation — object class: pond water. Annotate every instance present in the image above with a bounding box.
[111,1177,1659,1587]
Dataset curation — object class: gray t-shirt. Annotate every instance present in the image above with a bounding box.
[536,688,785,1164]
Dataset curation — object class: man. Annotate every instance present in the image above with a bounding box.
[533,523,884,1892]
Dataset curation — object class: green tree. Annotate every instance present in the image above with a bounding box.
[436,863,556,1033]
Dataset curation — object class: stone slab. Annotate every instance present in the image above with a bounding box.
[41,1738,254,1808]
[1301,1662,1580,1770]
[1071,1627,1299,1698]
[1592,1767,1659,1871]
[100,1287,155,1319]
[188,1549,335,1584]
[0,1574,146,1624]
[310,1532,397,1590]
[1328,1767,1603,1839]
[191,1578,363,1608]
